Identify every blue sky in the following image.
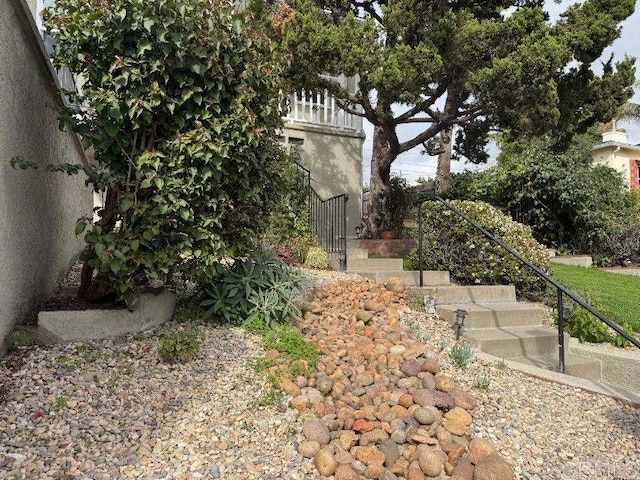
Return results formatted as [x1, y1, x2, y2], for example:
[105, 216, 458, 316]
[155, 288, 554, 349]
[361, 1, 640, 186]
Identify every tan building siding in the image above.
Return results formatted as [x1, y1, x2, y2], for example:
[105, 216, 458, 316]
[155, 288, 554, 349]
[282, 122, 364, 237]
[0, 0, 92, 354]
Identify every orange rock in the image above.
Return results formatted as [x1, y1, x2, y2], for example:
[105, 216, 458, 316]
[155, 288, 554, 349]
[445, 407, 473, 427]
[390, 404, 410, 420]
[365, 463, 385, 479]
[407, 460, 426, 480]
[352, 418, 375, 433]
[290, 395, 308, 411]
[443, 419, 467, 436]
[398, 393, 414, 408]
[354, 445, 386, 465]
[467, 438, 496, 465]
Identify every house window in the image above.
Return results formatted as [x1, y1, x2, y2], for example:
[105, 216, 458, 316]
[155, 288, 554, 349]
[630, 159, 640, 190]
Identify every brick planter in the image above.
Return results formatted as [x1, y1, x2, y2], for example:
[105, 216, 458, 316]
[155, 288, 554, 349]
[361, 239, 417, 258]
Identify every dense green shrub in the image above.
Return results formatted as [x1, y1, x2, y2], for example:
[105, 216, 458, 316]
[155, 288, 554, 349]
[38, 0, 291, 304]
[445, 134, 639, 259]
[387, 176, 419, 239]
[407, 200, 551, 300]
[200, 248, 305, 327]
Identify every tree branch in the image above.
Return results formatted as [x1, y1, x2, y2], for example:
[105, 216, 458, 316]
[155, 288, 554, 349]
[394, 81, 450, 124]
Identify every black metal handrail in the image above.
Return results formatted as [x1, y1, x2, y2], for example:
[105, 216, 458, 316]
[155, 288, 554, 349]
[310, 190, 348, 271]
[417, 196, 640, 373]
[297, 162, 348, 271]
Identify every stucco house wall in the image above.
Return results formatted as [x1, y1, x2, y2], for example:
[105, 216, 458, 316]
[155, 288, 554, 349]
[0, 0, 92, 354]
[282, 123, 364, 237]
[593, 130, 640, 189]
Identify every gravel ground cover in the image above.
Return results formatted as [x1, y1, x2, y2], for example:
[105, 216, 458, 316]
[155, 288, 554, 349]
[1, 268, 638, 479]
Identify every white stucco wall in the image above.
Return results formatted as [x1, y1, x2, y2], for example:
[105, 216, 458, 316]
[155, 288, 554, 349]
[282, 123, 364, 236]
[0, 0, 92, 354]
[593, 146, 639, 188]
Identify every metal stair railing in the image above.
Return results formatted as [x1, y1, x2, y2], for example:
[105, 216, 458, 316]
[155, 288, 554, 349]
[416, 196, 640, 374]
[297, 164, 348, 271]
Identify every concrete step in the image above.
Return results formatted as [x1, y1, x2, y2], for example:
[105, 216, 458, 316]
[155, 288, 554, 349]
[347, 248, 370, 259]
[437, 302, 544, 329]
[464, 326, 567, 358]
[410, 285, 517, 304]
[347, 258, 404, 271]
[508, 354, 602, 382]
[355, 270, 450, 286]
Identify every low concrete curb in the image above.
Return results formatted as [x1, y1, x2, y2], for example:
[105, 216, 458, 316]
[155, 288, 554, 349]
[549, 255, 593, 267]
[37, 290, 176, 344]
[474, 350, 640, 406]
[568, 338, 640, 395]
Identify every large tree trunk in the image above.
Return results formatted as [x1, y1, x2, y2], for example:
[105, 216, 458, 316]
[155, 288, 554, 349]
[435, 125, 453, 193]
[367, 126, 396, 238]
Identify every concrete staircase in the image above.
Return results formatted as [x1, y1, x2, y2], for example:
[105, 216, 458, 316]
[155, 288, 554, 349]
[334, 240, 602, 382]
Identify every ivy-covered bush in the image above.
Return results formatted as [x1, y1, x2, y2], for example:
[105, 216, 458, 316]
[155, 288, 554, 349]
[41, 0, 290, 304]
[264, 153, 312, 246]
[200, 248, 306, 327]
[407, 200, 551, 300]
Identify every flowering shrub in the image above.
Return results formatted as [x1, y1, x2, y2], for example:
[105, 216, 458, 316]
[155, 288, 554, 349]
[158, 325, 206, 363]
[304, 247, 328, 269]
[407, 200, 551, 300]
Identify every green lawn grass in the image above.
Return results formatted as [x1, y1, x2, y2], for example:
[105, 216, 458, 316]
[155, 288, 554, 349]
[551, 264, 640, 332]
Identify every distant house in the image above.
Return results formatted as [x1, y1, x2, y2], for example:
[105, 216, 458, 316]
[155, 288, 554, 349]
[0, 0, 93, 354]
[281, 75, 365, 237]
[593, 130, 640, 190]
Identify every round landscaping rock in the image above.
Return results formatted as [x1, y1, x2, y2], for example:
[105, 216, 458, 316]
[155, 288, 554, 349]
[473, 453, 515, 480]
[335, 464, 360, 480]
[417, 448, 446, 477]
[298, 440, 321, 458]
[412, 388, 454, 408]
[314, 447, 338, 477]
[385, 277, 406, 293]
[413, 406, 436, 425]
[303, 417, 330, 446]
[400, 358, 422, 377]
[468, 438, 497, 465]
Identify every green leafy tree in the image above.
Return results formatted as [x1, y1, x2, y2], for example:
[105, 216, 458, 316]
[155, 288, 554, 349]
[447, 132, 640, 257]
[274, 0, 636, 237]
[42, 0, 290, 303]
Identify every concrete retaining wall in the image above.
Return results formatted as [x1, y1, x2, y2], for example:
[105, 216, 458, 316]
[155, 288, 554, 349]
[569, 339, 640, 395]
[0, 0, 92, 354]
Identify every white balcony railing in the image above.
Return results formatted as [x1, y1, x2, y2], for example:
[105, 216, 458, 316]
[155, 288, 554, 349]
[282, 89, 363, 132]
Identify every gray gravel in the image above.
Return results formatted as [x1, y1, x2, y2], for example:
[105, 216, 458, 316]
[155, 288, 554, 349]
[400, 306, 640, 480]
[1, 326, 320, 479]
[1, 268, 639, 480]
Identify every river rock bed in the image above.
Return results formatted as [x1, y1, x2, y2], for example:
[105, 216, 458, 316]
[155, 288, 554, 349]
[1, 271, 638, 479]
